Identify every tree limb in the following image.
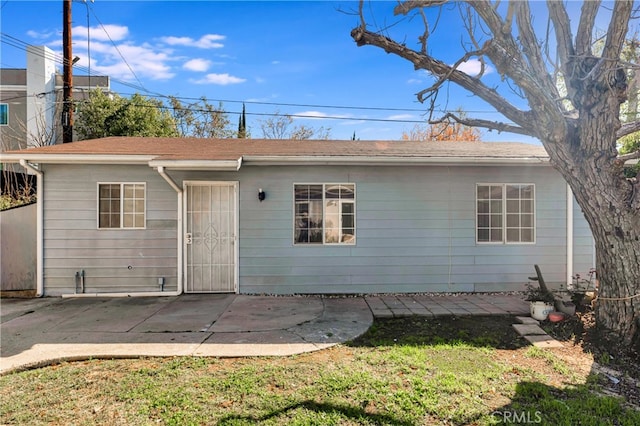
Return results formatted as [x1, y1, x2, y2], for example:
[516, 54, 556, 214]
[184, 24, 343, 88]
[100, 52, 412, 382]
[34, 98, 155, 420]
[547, 0, 575, 78]
[470, 1, 565, 132]
[602, 0, 633, 62]
[575, 0, 600, 57]
[617, 120, 640, 139]
[514, 1, 556, 95]
[351, 25, 534, 135]
[617, 149, 640, 162]
[430, 112, 531, 136]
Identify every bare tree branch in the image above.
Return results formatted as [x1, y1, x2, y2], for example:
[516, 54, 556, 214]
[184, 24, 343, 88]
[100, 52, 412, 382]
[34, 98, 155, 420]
[430, 112, 531, 136]
[515, 1, 556, 95]
[617, 149, 640, 162]
[350, 25, 533, 134]
[617, 120, 640, 139]
[602, 0, 633, 62]
[575, 0, 601, 56]
[547, 0, 575, 80]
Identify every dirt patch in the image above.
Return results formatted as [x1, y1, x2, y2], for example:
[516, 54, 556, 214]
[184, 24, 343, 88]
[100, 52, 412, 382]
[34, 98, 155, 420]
[543, 310, 640, 406]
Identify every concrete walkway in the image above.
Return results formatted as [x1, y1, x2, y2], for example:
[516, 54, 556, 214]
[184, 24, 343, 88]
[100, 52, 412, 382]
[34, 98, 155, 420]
[1, 293, 530, 375]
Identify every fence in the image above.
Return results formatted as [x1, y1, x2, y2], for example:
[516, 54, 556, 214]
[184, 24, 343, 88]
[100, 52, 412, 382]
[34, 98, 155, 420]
[1, 203, 36, 293]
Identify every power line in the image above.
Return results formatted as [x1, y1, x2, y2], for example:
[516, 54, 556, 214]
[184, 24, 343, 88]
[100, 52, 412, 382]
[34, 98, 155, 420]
[85, 1, 148, 93]
[1, 32, 509, 118]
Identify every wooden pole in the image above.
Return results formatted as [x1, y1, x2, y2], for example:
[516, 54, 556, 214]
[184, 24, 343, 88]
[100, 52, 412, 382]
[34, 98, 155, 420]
[62, 0, 73, 143]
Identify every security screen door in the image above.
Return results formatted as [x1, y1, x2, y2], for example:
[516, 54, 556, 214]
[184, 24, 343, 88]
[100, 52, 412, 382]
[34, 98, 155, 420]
[185, 182, 237, 293]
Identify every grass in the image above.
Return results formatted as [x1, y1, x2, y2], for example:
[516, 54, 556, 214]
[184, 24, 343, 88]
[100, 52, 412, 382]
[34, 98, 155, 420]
[1, 316, 638, 425]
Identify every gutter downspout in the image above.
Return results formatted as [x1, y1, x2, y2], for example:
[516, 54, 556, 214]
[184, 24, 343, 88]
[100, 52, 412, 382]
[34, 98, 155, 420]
[19, 160, 44, 297]
[62, 166, 184, 298]
[157, 166, 183, 296]
[566, 183, 574, 287]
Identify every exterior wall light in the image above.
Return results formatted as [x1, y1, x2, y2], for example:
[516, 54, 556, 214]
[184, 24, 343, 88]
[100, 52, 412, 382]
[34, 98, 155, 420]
[258, 188, 266, 202]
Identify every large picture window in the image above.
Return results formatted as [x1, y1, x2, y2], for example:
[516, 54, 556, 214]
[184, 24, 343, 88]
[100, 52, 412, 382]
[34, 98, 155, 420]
[98, 183, 146, 229]
[476, 183, 535, 244]
[294, 184, 355, 245]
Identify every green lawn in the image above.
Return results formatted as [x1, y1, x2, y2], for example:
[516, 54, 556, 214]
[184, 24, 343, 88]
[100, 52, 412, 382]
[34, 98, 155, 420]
[1, 316, 637, 425]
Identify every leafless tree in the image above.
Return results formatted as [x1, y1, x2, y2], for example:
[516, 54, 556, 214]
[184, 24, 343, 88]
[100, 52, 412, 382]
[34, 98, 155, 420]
[351, 0, 640, 346]
[259, 111, 331, 140]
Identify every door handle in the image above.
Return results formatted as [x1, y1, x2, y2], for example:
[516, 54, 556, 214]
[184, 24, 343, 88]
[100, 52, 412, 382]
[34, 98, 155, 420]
[185, 233, 192, 244]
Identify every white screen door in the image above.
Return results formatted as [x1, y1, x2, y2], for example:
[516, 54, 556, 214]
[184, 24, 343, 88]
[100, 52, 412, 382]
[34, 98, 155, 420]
[185, 182, 237, 293]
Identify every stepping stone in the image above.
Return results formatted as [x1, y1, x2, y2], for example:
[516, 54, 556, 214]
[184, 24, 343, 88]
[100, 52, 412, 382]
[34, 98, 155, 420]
[524, 334, 564, 348]
[512, 324, 547, 336]
[515, 316, 539, 325]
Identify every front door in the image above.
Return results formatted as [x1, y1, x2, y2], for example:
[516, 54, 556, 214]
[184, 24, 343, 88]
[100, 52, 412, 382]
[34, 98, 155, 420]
[184, 182, 238, 293]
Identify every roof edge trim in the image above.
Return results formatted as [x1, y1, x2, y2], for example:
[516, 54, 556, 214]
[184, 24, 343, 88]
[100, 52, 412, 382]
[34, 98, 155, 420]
[148, 157, 243, 171]
[242, 155, 550, 166]
[0, 153, 155, 164]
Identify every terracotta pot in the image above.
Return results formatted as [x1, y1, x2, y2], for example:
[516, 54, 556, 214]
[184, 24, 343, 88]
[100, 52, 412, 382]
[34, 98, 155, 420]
[548, 312, 565, 322]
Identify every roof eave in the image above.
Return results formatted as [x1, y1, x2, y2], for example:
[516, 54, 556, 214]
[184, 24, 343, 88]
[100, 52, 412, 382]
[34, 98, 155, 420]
[0, 153, 155, 165]
[242, 155, 551, 166]
[148, 157, 243, 171]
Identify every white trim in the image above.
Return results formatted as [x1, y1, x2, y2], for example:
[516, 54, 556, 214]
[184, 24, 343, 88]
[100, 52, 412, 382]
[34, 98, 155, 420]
[149, 158, 242, 171]
[566, 184, 574, 286]
[0, 153, 550, 167]
[19, 160, 43, 297]
[0, 154, 155, 164]
[183, 180, 239, 294]
[245, 155, 550, 167]
[96, 182, 147, 230]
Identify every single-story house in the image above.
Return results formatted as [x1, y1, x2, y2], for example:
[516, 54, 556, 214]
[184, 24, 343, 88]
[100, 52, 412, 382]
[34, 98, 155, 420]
[0, 137, 595, 297]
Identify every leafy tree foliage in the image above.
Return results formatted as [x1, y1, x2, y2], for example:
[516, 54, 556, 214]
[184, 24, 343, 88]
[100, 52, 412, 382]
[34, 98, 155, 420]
[75, 90, 177, 140]
[168, 97, 235, 138]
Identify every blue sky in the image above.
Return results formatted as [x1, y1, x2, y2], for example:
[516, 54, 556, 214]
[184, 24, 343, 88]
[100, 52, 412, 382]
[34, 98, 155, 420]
[1, 0, 544, 142]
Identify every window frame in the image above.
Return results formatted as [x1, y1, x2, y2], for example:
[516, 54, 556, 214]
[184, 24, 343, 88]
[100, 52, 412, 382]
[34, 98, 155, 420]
[97, 182, 147, 230]
[0, 103, 8, 126]
[476, 183, 536, 245]
[293, 183, 356, 246]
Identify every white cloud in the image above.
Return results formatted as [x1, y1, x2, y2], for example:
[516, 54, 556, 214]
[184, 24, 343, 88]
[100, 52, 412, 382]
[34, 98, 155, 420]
[387, 114, 416, 121]
[27, 29, 56, 40]
[293, 111, 354, 121]
[407, 78, 422, 84]
[454, 59, 493, 76]
[73, 24, 129, 42]
[183, 58, 212, 72]
[190, 73, 246, 85]
[160, 34, 225, 49]
[82, 41, 175, 81]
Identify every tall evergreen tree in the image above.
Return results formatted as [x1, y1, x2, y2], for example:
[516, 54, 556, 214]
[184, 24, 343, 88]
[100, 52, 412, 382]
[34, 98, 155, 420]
[237, 103, 247, 138]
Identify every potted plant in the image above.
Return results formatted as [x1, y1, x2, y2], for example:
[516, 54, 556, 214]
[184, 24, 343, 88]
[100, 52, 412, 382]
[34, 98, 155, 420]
[524, 282, 555, 321]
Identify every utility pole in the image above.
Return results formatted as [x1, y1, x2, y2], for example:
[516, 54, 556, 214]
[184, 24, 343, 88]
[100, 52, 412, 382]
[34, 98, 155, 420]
[62, 0, 73, 143]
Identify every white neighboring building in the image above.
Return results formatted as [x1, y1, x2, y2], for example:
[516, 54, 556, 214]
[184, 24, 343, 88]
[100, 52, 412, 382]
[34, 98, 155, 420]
[0, 45, 110, 151]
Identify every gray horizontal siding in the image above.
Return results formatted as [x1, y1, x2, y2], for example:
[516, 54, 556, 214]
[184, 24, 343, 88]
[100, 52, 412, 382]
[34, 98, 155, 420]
[224, 165, 579, 294]
[39, 162, 593, 296]
[41, 164, 178, 295]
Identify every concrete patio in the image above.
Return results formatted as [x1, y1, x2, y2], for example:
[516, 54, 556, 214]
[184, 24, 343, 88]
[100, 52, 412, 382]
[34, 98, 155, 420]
[1, 293, 531, 374]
